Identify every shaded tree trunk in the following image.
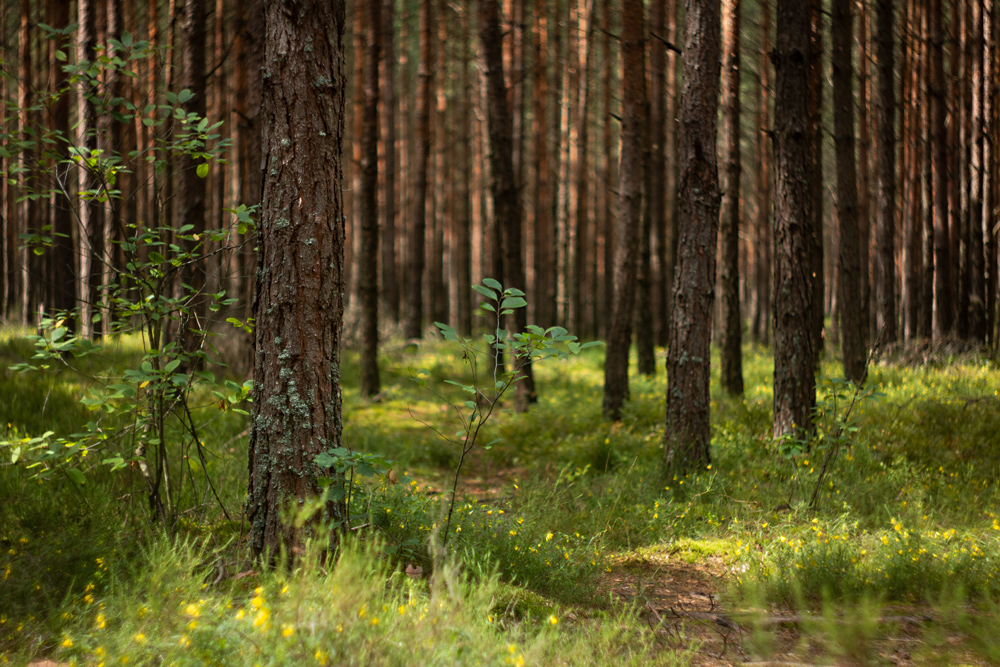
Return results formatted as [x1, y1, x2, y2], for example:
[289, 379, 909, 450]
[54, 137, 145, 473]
[404, 0, 434, 339]
[808, 0, 825, 360]
[381, 0, 399, 323]
[453, 2, 473, 336]
[719, 0, 744, 396]
[77, 0, 103, 338]
[650, 0, 669, 349]
[665, 0, 721, 465]
[479, 0, 536, 411]
[359, 0, 382, 398]
[248, 0, 347, 562]
[874, 0, 897, 343]
[970, 0, 987, 342]
[752, 0, 772, 345]
[48, 0, 75, 316]
[533, 0, 556, 328]
[772, 0, 817, 439]
[180, 0, 208, 355]
[931, 0, 951, 339]
[857, 0, 873, 337]
[833, 0, 867, 382]
[603, 0, 646, 420]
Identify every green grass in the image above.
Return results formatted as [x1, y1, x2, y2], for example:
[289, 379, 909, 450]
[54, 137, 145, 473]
[3, 328, 1000, 664]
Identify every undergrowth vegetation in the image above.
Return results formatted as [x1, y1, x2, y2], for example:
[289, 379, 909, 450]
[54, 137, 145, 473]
[3, 324, 1000, 664]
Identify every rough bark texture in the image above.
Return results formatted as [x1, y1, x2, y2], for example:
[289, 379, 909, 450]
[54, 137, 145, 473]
[875, 0, 897, 343]
[664, 0, 720, 465]
[833, 0, 867, 382]
[603, 0, 646, 420]
[403, 0, 434, 339]
[381, 0, 398, 323]
[986, 0, 997, 342]
[650, 0, 668, 349]
[359, 0, 381, 398]
[479, 0, 536, 411]
[808, 0, 826, 361]
[533, 0, 556, 328]
[772, 0, 817, 439]
[180, 0, 208, 352]
[970, 0, 987, 342]
[48, 0, 75, 315]
[454, 4, 473, 336]
[248, 0, 347, 562]
[752, 0, 772, 345]
[857, 0, 873, 337]
[930, 0, 951, 339]
[719, 0, 744, 396]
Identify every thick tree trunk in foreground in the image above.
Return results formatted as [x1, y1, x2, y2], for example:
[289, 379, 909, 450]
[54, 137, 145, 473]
[359, 0, 381, 398]
[752, 0, 772, 345]
[603, 0, 646, 420]
[875, 0, 897, 343]
[479, 0, 536, 411]
[719, 0, 744, 396]
[772, 0, 817, 439]
[833, 0, 867, 382]
[665, 0, 720, 466]
[248, 0, 347, 562]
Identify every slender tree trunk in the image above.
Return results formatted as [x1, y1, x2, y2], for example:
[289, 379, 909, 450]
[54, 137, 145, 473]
[752, 0, 772, 345]
[404, 0, 434, 339]
[808, 0, 825, 360]
[17, 0, 33, 325]
[875, 0, 897, 343]
[603, 0, 646, 420]
[77, 0, 101, 338]
[381, 0, 398, 324]
[636, 76, 655, 377]
[48, 0, 75, 316]
[0, 3, 8, 319]
[665, 0, 721, 465]
[970, 0, 987, 341]
[833, 0, 867, 382]
[429, 0, 449, 328]
[650, 0, 668, 349]
[772, 0, 817, 439]
[572, 1, 595, 336]
[931, 0, 951, 338]
[360, 0, 382, 398]
[454, 2, 473, 336]
[857, 0, 873, 337]
[986, 0, 997, 343]
[180, 0, 208, 356]
[601, 0, 617, 339]
[719, 0, 744, 395]
[479, 0, 536, 410]
[902, 0, 922, 342]
[919, 0, 934, 338]
[533, 0, 556, 328]
[953, 0, 968, 337]
[248, 0, 347, 563]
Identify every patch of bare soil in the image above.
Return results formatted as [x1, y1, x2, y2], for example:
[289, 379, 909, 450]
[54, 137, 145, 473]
[599, 551, 988, 667]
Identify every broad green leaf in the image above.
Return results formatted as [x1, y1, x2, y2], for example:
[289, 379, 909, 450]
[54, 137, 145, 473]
[472, 284, 497, 300]
[196, 163, 209, 178]
[66, 468, 86, 486]
[482, 278, 503, 291]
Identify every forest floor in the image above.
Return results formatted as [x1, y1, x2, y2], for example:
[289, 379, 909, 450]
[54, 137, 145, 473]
[2, 325, 1000, 666]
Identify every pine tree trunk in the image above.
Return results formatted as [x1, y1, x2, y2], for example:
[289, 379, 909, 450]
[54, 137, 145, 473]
[77, 0, 102, 338]
[48, 0, 75, 316]
[180, 0, 208, 355]
[604, 0, 646, 420]
[772, 0, 817, 439]
[533, 0, 556, 328]
[479, 0, 536, 411]
[665, 0, 720, 464]
[857, 0, 873, 337]
[985, 0, 997, 343]
[875, 0, 898, 343]
[808, 0, 825, 360]
[752, 0, 772, 345]
[454, 2, 473, 336]
[833, 0, 867, 382]
[360, 0, 382, 398]
[381, 0, 398, 324]
[719, 0, 744, 396]
[248, 0, 347, 563]
[931, 0, 951, 338]
[650, 0, 668, 349]
[404, 0, 434, 339]
[970, 0, 987, 342]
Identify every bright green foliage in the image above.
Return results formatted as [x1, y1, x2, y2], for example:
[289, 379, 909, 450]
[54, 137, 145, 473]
[0, 30, 253, 525]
